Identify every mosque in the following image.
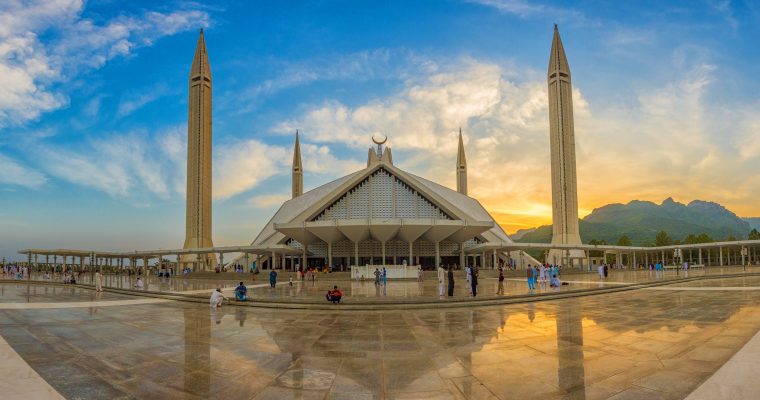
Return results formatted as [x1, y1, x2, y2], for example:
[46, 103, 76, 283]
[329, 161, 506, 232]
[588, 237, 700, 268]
[179, 25, 581, 271]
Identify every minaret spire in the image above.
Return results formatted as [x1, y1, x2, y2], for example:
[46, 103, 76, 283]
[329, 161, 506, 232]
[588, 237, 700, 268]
[292, 130, 303, 198]
[183, 28, 216, 270]
[547, 25, 584, 266]
[456, 128, 468, 195]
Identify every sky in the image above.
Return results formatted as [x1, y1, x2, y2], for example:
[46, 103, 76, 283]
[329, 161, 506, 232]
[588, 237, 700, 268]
[1, 0, 759, 260]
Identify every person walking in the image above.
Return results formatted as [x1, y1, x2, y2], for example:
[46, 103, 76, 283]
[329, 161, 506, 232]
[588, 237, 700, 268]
[95, 270, 103, 292]
[269, 269, 278, 288]
[374, 268, 381, 285]
[496, 268, 505, 295]
[447, 266, 455, 296]
[437, 264, 445, 297]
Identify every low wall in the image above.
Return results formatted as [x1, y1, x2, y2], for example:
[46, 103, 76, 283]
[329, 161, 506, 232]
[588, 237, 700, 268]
[350, 265, 420, 279]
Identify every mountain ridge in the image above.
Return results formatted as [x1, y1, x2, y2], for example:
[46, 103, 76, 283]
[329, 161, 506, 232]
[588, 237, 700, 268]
[517, 198, 752, 245]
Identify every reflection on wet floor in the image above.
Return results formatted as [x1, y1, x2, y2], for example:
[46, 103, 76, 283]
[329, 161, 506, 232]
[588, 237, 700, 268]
[2, 275, 760, 399]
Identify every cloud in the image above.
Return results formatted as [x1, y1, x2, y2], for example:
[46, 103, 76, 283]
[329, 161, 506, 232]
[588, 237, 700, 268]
[117, 83, 170, 116]
[246, 193, 291, 209]
[214, 139, 290, 200]
[468, 0, 595, 26]
[34, 126, 186, 198]
[223, 49, 433, 114]
[0, 1, 209, 127]
[0, 152, 47, 188]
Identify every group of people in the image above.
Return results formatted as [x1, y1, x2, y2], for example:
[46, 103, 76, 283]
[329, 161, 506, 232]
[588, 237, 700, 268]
[1, 265, 28, 279]
[526, 264, 562, 290]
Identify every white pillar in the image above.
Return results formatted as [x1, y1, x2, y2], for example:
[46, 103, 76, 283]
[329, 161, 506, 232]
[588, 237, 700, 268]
[408, 242, 413, 266]
[719, 247, 723, 266]
[435, 242, 440, 268]
[327, 243, 332, 270]
[381, 241, 386, 266]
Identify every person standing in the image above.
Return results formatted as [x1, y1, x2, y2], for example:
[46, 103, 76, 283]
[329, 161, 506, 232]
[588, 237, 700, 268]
[374, 268, 381, 285]
[539, 264, 547, 287]
[526, 265, 535, 290]
[437, 264, 445, 297]
[471, 269, 478, 297]
[496, 268, 505, 295]
[269, 269, 278, 288]
[465, 265, 472, 294]
[382, 267, 387, 286]
[447, 266, 455, 296]
[95, 270, 103, 292]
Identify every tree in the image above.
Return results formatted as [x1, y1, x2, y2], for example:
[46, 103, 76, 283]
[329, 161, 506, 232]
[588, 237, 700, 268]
[655, 230, 672, 246]
[696, 233, 714, 243]
[616, 235, 632, 246]
[748, 229, 760, 240]
[726, 235, 737, 241]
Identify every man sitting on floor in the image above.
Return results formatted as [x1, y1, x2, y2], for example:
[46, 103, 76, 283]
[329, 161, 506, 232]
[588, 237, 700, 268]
[326, 286, 343, 304]
[235, 281, 248, 301]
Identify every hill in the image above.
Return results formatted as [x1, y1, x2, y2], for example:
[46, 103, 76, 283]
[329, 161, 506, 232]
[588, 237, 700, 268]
[517, 198, 751, 245]
[745, 217, 760, 231]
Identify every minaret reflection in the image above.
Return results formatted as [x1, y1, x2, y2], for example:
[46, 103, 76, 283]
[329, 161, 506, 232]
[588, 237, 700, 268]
[556, 299, 586, 398]
[184, 307, 211, 397]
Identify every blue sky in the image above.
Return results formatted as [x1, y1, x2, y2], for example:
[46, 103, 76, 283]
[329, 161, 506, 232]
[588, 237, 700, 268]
[1, 0, 759, 260]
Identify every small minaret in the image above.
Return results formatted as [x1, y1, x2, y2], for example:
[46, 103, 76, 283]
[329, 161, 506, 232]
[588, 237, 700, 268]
[456, 128, 467, 195]
[292, 130, 303, 198]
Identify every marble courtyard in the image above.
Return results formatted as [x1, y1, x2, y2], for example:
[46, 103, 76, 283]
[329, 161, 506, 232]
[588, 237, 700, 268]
[3, 268, 760, 399]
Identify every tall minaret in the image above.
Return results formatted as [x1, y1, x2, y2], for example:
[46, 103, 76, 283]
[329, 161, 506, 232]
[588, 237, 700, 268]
[292, 130, 303, 198]
[456, 128, 467, 195]
[547, 25, 584, 265]
[183, 29, 216, 270]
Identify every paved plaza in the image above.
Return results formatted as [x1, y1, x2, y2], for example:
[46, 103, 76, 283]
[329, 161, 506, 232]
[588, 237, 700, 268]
[1, 269, 760, 399]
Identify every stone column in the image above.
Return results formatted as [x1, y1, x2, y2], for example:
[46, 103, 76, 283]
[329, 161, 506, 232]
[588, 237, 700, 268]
[357, 242, 362, 268]
[435, 242, 440, 269]
[326, 243, 332, 270]
[719, 247, 723, 266]
[698, 248, 702, 265]
[219, 253, 224, 271]
[493, 249, 497, 270]
[381, 242, 386, 266]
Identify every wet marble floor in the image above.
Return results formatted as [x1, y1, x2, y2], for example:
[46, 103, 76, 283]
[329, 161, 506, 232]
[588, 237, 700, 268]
[2, 275, 760, 399]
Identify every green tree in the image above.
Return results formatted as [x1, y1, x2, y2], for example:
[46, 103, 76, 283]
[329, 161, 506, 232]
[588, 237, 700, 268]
[696, 233, 714, 243]
[655, 230, 672, 246]
[588, 239, 607, 257]
[748, 229, 760, 240]
[616, 235, 632, 246]
[726, 235, 737, 241]
[683, 234, 697, 244]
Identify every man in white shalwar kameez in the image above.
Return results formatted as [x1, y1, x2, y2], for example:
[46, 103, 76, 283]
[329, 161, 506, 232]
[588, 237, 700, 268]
[95, 271, 103, 292]
[437, 265, 446, 297]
